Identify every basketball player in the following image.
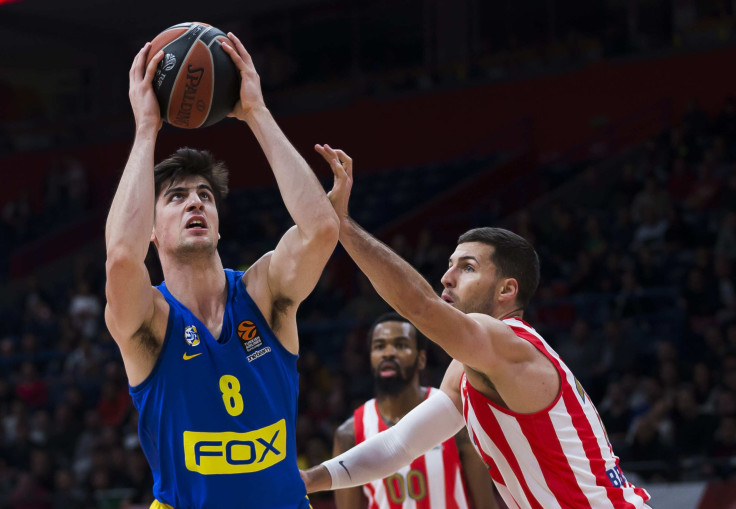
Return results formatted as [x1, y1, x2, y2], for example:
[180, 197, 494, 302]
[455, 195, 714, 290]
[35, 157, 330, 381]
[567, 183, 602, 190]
[105, 35, 343, 508]
[302, 146, 652, 508]
[334, 312, 497, 509]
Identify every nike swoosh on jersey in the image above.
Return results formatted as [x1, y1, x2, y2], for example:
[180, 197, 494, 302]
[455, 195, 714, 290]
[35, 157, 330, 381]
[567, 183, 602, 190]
[183, 352, 203, 360]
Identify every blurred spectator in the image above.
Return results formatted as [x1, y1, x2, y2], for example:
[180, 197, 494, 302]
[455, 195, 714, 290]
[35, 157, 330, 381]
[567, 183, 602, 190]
[631, 176, 670, 223]
[554, 319, 600, 387]
[68, 280, 102, 340]
[710, 416, 736, 479]
[9, 470, 52, 509]
[15, 362, 48, 410]
[671, 384, 716, 460]
[716, 211, 736, 261]
[51, 469, 88, 508]
[598, 381, 633, 454]
[626, 399, 675, 480]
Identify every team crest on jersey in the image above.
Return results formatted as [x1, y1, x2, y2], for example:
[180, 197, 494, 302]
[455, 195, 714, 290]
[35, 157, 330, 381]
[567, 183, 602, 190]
[237, 320, 263, 352]
[575, 377, 586, 403]
[185, 325, 200, 347]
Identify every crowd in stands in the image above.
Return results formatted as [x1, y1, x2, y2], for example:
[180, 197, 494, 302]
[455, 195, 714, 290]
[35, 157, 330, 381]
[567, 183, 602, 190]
[1, 92, 736, 507]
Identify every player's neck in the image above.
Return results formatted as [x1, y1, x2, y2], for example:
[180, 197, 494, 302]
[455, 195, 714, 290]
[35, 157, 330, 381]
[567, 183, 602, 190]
[376, 384, 427, 426]
[162, 254, 227, 319]
[494, 306, 524, 322]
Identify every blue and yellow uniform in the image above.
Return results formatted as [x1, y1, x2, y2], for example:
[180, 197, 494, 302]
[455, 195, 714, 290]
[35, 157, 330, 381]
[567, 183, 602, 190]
[130, 269, 310, 509]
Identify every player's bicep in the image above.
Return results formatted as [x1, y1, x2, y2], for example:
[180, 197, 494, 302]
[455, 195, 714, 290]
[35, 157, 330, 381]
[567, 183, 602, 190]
[268, 224, 337, 305]
[412, 300, 512, 372]
[104, 253, 155, 341]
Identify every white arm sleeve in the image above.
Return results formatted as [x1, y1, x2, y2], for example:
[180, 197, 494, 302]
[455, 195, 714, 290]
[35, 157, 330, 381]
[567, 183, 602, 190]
[323, 390, 465, 489]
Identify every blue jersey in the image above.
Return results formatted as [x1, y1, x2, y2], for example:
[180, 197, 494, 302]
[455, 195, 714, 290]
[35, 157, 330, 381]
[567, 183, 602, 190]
[130, 269, 310, 509]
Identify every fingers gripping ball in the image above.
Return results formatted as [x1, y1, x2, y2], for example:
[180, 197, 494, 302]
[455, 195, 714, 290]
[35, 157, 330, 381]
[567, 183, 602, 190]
[146, 22, 239, 129]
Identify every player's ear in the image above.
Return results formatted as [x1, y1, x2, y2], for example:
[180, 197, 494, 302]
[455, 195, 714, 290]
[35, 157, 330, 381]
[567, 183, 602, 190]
[418, 350, 427, 371]
[499, 278, 519, 302]
[150, 226, 157, 244]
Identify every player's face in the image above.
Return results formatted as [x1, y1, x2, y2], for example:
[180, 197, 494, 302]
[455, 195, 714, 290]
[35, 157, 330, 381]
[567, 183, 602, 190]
[152, 175, 220, 257]
[370, 321, 424, 394]
[440, 242, 499, 315]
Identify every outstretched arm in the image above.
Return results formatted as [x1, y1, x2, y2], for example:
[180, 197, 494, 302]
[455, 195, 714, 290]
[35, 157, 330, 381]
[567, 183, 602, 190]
[220, 35, 338, 352]
[104, 44, 168, 385]
[314, 146, 519, 374]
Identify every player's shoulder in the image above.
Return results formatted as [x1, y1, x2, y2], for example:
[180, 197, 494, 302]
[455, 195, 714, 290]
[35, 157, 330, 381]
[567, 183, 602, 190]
[333, 415, 356, 452]
[242, 251, 273, 284]
[335, 415, 356, 437]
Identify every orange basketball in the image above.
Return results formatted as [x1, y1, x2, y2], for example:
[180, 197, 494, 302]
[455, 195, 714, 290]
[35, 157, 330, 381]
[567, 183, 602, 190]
[237, 320, 257, 340]
[146, 22, 239, 129]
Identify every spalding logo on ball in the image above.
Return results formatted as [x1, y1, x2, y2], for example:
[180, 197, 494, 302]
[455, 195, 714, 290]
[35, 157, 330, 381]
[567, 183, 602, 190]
[146, 22, 240, 129]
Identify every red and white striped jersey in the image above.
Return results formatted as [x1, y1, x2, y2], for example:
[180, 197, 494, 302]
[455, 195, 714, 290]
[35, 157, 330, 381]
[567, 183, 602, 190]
[461, 318, 651, 509]
[355, 387, 471, 509]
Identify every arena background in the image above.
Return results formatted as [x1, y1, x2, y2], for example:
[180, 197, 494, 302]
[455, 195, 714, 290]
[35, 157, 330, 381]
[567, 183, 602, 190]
[2, 0, 736, 507]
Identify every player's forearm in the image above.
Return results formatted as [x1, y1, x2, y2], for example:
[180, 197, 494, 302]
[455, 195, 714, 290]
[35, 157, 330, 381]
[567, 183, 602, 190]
[339, 218, 438, 320]
[244, 107, 338, 238]
[105, 127, 158, 260]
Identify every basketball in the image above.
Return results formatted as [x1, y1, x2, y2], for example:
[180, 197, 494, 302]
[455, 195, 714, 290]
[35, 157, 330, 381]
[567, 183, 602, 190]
[237, 320, 258, 340]
[146, 22, 240, 129]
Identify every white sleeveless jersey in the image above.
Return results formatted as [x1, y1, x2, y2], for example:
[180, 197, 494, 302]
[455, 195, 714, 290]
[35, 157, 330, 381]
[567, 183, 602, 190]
[461, 318, 652, 509]
[354, 387, 470, 509]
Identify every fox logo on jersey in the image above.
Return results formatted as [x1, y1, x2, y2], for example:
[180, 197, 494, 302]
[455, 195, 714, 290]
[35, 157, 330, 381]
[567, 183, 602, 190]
[184, 325, 200, 347]
[183, 419, 287, 474]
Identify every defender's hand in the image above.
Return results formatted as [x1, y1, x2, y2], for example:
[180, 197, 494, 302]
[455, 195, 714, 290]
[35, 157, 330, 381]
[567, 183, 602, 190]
[315, 144, 353, 223]
[220, 33, 266, 121]
[129, 43, 164, 132]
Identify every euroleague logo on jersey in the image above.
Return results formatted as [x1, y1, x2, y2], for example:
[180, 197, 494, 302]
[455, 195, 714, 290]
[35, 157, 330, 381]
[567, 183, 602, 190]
[237, 320, 263, 352]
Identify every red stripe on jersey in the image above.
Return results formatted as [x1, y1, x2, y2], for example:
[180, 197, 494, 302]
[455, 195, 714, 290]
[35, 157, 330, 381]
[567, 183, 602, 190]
[440, 432, 461, 509]
[468, 392, 545, 509]
[365, 482, 380, 509]
[507, 325, 593, 506]
[355, 404, 366, 443]
[517, 404, 591, 506]
[468, 425, 504, 484]
[410, 454, 431, 509]
[462, 376, 503, 485]
[560, 387, 635, 509]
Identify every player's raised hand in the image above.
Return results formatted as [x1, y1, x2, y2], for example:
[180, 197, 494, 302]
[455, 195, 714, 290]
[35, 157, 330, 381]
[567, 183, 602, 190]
[315, 144, 353, 222]
[129, 43, 163, 132]
[220, 32, 265, 121]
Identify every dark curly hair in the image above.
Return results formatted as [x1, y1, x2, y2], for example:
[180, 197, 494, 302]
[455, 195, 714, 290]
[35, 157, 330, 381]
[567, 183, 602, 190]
[153, 147, 229, 211]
